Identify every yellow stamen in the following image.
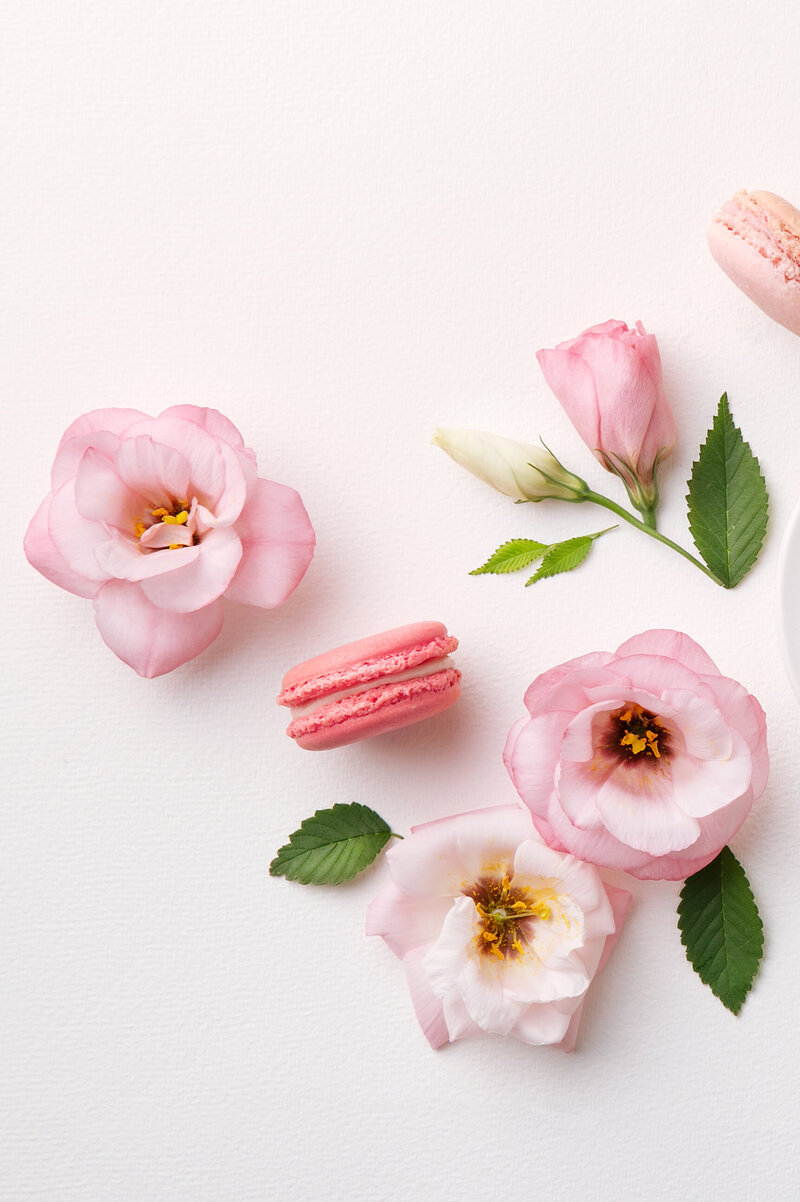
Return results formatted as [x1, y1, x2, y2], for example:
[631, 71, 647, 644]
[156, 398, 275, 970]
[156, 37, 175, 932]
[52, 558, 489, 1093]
[150, 507, 169, 517]
[511, 940, 525, 956]
[168, 543, 183, 550]
[133, 520, 146, 538]
[620, 710, 633, 723]
[533, 902, 551, 920]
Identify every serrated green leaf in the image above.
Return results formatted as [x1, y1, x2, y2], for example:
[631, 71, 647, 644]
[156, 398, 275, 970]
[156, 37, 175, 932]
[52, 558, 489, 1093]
[269, 803, 393, 886]
[524, 527, 614, 586]
[678, 846, 763, 1015]
[686, 394, 768, 588]
[470, 538, 549, 575]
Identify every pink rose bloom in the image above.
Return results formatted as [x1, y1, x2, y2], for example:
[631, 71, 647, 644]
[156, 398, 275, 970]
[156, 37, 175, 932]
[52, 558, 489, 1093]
[504, 630, 768, 881]
[367, 805, 630, 1050]
[536, 320, 677, 517]
[24, 406, 315, 677]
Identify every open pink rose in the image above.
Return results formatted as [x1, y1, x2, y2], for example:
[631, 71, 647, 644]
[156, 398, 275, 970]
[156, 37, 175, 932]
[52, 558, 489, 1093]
[504, 630, 768, 881]
[536, 320, 677, 517]
[24, 406, 315, 677]
[367, 805, 630, 1050]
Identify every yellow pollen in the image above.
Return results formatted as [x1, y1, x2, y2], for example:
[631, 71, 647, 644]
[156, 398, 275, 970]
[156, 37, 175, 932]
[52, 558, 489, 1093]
[489, 944, 504, 960]
[161, 510, 188, 525]
[511, 940, 525, 956]
[511, 901, 528, 913]
[533, 902, 551, 920]
[168, 543, 183, 550]
[150, 507, 169, 517]
[133, 520, 146, 538]
[620, 710, 633, 723]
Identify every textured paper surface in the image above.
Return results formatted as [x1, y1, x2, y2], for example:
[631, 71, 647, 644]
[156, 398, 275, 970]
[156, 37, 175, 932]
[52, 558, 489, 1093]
[2, 2, 800, 1198]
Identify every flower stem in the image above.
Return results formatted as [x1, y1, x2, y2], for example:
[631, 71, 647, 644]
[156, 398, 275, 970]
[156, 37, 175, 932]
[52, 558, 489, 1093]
[638, 504, 658, 531]
[583, 490, 724, 586]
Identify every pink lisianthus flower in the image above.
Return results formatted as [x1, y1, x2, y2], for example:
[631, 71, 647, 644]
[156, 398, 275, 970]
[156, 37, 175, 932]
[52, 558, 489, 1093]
[24, 406, 315, 677]
[536, 320, 677, 520]
[504, 630, 768, 882]
[366, 805, 630, 1050]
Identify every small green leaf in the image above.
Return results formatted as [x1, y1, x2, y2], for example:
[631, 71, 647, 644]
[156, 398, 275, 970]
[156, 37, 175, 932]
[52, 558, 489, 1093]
[686, 394, 769, 588]
[678, 846, 763, 1015]
[525, 527, 614, 586]
[269, 803, 393, 886]
[470, 538, 549, 575]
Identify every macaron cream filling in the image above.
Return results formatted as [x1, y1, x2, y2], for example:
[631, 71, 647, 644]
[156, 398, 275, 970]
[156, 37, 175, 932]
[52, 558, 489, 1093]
[286, 656, 457, 719]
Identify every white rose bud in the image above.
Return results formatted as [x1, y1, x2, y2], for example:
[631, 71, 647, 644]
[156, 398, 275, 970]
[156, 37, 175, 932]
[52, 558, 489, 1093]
[432, 428, 586, 503]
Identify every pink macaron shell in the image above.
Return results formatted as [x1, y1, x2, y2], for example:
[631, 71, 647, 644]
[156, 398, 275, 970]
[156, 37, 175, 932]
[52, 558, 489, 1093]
[708, 192, 800, 336]
[277, 621, 458, 709]
[289, 667, 461, 750]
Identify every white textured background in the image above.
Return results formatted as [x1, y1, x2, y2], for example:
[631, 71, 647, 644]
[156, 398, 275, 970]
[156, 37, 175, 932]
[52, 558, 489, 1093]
[3, 3, 800, 1199]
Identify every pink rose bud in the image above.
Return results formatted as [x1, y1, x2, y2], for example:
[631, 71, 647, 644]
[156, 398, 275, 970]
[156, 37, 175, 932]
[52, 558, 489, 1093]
[536, 320, 677, 522]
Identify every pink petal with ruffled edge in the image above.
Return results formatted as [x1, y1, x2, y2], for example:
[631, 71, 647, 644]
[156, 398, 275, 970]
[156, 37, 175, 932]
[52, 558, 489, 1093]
[94, 534, 200, 582]
[114, 436, 192, 506]
[400, 947, 455, 1049]
[387, 806, 535, 899]
[51, 409, 146, 488]
[24, 493, 101, 598]
[225, 478, 315, 608]
[139, 526, 242, 613]
[123, 415, 249, 523]
[73, 448, 144, 530]
[47, 478, 112, 582]
[616, 629, 721, 676]
[93, 580, 223, 677]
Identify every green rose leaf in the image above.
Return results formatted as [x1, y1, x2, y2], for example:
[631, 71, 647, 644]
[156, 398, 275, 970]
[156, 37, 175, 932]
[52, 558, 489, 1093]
[269, 803, 394, 886]
[470, 538, 549, 575]
[525, 527, 615, 586]
[678, 845, 764, 1015]
[686, 394, 768, 588]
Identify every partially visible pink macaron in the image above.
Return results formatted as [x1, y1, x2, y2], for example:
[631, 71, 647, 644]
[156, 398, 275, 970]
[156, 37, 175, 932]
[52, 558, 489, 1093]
[277, 621, 462, 750]
[707, 189, 800, 335]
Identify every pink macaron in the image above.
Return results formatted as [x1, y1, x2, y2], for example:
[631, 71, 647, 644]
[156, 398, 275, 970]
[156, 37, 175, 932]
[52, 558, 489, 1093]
[277, 621, 461, 750]
[707, 189, 800, 335]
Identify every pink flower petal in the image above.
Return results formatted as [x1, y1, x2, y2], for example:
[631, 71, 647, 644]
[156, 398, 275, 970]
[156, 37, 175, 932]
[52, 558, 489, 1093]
[388, 806, 534, 899]
[701, 674, 769, 800]
[123, 415, 248, 519]
[509, 997, 577, 1047]
[595, 763, 700, 855]
[400, 947, 452, 1049]
[94, 532, 200, 582]
[158, 405, 247, 450]
[51, 430, 124, 490]
[502, 710, 569, 815]
[47, 478, 112, 582]
[536, 347, 601, 450]
[616, 629, 721, 676]
[224, 478, 315, 608]
[554, 759, 609, 830]
[51, 409, 146, 487]
[114, 436, 192, 506]
[669, 730, 752, 818]
[545, 795, 651, 874]
[365, 881, 450, 959]
[521, 651, 615, 718]
[139, 526, 242, 612]
[93, 580, 223, 677]
[73, 448, 144, 530]
[24, 493, 101, 598]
